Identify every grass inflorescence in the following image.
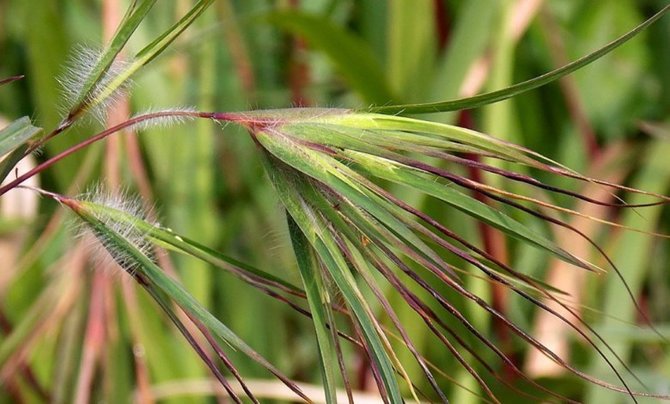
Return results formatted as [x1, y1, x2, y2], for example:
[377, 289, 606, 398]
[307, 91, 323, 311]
[1, 2, 669, 404]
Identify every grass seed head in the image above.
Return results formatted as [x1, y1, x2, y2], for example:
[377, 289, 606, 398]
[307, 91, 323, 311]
[59, 46, 134, 125]
[71, 185, 155, 278]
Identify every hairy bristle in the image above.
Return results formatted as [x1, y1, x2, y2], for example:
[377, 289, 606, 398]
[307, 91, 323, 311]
[58, 46, 134, 124]
[75, 185, 156, 277]
[128, 107, 198, 131]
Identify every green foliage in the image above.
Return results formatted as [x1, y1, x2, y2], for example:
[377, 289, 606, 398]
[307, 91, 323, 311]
[1, 1, 669, 403]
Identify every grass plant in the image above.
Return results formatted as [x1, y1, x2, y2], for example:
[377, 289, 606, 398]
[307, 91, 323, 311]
[1, 1, 670, 403]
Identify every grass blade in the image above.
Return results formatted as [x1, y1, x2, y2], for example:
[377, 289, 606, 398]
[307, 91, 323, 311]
[262, 155, 403, 403]
[0, 117, 42, 157]
[288, 215, 342, 404]
[366, 5, 670, 114]
[0, 118, 42, 183]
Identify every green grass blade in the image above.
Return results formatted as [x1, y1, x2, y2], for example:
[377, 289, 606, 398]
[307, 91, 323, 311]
[366, 4, 670, 114]
[313, 231, 403, 404]
[288, 215, 340, 404]
[262, 155, 403, 403]
[0, 118, 42, 183]
[0, 117, 41, 157]
[134, 0, 214, 64]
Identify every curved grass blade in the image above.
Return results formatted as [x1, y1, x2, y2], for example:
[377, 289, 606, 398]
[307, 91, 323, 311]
[366, 5, 670, 114]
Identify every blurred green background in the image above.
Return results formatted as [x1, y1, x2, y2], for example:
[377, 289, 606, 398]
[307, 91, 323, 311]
[0, 0, 669, 402]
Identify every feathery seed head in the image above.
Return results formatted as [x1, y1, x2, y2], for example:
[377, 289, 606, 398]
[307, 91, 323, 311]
[59, 46, 134, 124]
[67, 186, 155, 278]
[220, 107, 668, 401]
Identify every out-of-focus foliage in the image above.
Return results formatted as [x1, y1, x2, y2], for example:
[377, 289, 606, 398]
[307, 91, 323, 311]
[0, 1, 669, 403]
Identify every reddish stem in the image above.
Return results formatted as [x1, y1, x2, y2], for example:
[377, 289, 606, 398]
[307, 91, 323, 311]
[434, 0, 450, 51]
[0, 111, 230, 197]
[0, 75, 24, 86]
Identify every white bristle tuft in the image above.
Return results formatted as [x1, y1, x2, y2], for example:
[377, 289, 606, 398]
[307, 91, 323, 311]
[58, 46, 134, 124]
[75, 185, 157, 278]
[128, 107, 198, 132]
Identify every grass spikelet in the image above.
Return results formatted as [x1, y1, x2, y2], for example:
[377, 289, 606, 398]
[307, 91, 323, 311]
[58, 46, 134, 124]
[221, 107, 670, 402]
[73, 185, 155, 277]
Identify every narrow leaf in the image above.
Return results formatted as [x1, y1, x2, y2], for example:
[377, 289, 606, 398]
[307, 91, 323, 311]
[262, 155, 403, 403]
[0, 117, 42, 157]
[288, 215, 340, 404]
[366, 5, 670, 114]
